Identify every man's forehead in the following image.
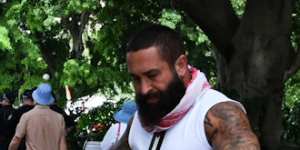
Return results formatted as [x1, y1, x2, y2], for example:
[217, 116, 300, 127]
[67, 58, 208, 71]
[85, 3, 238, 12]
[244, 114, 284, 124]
[126, 47, 169, 74]
[127, 61, 162, 75]
[126, 46, 160, 59]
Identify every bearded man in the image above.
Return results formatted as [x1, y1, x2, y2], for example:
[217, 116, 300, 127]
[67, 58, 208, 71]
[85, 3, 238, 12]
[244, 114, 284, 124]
[112, 24, 260, 150]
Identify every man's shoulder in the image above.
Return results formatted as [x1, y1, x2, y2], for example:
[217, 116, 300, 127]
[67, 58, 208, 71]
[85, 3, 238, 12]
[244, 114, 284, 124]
[201, 89, 228, 99]
[17, 106, 34, 114]
[18, 109, 32, 123]
[48, 109, 65, 121]
[195, 89, 245, 112]
[24, 106, 61, 117]
[204, 100, 246, 131]
[21, 107, 35, 116]
[207, 101, 246, 120]
[204, 101, 260, 149]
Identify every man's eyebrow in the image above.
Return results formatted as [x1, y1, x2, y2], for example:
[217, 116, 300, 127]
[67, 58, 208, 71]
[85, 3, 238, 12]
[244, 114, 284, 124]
[143, 69, 160, 76]
[128, 69, 160, 77]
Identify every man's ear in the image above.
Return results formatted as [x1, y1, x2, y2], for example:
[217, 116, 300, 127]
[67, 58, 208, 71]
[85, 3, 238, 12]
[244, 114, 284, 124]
[175, 54, 188, 79]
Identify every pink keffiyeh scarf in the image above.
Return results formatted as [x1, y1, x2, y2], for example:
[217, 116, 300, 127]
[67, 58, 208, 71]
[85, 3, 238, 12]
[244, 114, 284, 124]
[144, 67, 211, 132]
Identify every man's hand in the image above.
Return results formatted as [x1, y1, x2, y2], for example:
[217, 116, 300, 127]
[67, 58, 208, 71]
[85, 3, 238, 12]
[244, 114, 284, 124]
[8, 136, 21, 150]
[205, 101, 260, 150]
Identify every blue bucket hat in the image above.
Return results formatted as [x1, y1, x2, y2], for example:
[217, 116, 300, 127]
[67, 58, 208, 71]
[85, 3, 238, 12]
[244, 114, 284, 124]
[32, 83, 54, 105]
[114, 100, 137, 123]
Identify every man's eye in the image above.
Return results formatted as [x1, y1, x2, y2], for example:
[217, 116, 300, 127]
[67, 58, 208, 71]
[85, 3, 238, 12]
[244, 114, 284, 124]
[147, 73, 157, 79]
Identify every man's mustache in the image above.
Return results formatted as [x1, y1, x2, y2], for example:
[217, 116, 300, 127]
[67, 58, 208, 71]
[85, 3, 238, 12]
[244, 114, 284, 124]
[137, 92, 160, 101]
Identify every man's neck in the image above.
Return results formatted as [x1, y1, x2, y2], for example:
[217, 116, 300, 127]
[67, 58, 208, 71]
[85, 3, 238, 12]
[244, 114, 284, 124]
[35, 105, 49, 108]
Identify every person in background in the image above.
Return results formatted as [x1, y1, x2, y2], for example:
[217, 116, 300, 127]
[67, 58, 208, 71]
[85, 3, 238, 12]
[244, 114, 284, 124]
[49, 92, 75, 133]
[0, 91, 17, 150]
[100, 100, 137, 150]
[15, 89, 36, 123]
[0, 95, 3, 108]
[14, 89, 36, 150]
[9, 83, 67, 150]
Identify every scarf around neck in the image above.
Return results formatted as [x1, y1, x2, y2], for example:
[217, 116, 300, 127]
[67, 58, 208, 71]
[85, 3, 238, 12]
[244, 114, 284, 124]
[143, 67, 211, 132]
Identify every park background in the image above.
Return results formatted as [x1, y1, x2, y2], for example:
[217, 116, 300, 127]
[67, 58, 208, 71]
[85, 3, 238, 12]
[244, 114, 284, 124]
[0, 0, 300, 149]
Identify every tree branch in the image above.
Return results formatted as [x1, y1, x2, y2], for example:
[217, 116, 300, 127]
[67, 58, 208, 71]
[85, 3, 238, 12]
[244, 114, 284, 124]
[172, 0, 240, 61]
[284, 49, 300, 81]
[64, 12, 90, 59]
[34, 30, 69, 77]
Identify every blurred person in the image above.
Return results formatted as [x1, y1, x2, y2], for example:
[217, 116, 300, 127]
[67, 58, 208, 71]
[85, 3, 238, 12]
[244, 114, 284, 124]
[14, 89, 36, 150]
[49, 92, 75, 133]
[15, 89, 35, 122]
[0, 95, 3, 108]
[100, 100, 137, 150]
[9, 83, 67, 150]
[0, 91, 17, 150]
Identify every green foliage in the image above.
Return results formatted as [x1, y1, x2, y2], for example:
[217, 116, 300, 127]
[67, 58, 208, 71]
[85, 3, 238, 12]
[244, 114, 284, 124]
[159, 9, 181, 29]
[70, 99, 125, 149]
[291, 0, 300, 51]
[230, 0, 246, 16]
[282, 0, 300, 145]
[66, 0, 98, 14]
[0, 1, 50, 96]
[0, 26, 12, 50]
[283, 71, 300, 145]
[0, 0, 218, 101]
[62, 59, 90, 87]
[176, 17, 216, 82]
[0, 74, 15, 92]
[159, 9, 216, 82]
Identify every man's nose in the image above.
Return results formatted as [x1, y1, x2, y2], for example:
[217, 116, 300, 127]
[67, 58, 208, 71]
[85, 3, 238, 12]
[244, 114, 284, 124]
[140, 79, 152, 95]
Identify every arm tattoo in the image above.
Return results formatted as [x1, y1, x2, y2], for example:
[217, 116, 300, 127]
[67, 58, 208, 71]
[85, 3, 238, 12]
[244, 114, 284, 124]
[204, 101, 260, 150]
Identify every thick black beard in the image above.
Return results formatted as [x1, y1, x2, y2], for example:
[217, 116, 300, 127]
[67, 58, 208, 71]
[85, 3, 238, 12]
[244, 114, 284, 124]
[135, 72, 186, 127]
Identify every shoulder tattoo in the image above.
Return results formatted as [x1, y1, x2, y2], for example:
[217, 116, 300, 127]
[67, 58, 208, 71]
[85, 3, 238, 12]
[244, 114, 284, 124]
[204, 101, 260, 150]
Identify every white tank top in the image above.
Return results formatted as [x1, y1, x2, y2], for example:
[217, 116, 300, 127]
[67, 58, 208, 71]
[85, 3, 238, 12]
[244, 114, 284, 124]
[129, 89, 245, 150]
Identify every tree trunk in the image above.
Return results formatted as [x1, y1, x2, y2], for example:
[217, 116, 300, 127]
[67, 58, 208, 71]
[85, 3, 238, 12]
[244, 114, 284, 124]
[227, 1, 293, 149]
[34, 31, 69, 77]
[63, 12, 90, 59]
[173, 0, 298, 149]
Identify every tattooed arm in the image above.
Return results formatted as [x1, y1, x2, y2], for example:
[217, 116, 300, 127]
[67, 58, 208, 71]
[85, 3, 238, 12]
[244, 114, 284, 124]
[204, 101, 260, 150]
